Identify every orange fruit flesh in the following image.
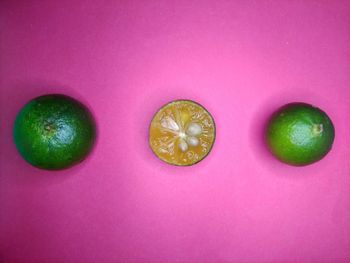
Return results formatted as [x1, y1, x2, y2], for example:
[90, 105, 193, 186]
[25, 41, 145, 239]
[149, 100, 215, 166]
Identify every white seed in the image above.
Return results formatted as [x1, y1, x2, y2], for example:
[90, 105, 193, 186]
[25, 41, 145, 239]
[186, 122, 202, 136]
[160, 116, 179, 131]
[179, 132, 186, 138]
[187, 136, 199, 147]
[178, 138, 188, 152]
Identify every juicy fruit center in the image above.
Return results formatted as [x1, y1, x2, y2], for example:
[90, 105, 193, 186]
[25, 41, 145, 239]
[149, 100, 215, 166]
[160, 117, 202, 152]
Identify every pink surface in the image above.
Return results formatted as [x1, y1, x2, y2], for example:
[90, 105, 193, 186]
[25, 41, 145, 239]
[1, 1, 350, 262]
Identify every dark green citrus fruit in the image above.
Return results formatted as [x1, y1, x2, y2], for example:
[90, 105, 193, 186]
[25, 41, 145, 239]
[13, 94, 96, 170]
[265, 103, 335, 166]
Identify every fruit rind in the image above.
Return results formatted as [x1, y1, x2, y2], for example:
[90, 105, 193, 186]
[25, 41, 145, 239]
[265, 102, 335, 166]
[13, 94, 96, 170]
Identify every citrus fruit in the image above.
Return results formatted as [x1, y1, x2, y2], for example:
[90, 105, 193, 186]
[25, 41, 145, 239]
[149, 100, 216, 166]
[265, 102, 335, 166]
[13, 94, 96, 170]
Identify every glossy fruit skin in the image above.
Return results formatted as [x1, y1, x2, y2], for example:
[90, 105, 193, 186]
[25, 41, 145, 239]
[13, 94, 96, 170]
[265, 103, 335, 166]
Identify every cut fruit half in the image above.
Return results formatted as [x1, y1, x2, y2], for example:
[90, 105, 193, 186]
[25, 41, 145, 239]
[149, 100, 215, 166]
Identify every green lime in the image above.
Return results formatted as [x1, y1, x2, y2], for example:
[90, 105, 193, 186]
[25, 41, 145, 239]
[265, 103, 335, 166]
[13, 94, 96, 170]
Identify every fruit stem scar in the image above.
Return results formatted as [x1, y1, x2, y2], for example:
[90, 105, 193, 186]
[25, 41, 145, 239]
[312, 124, 323, 136]
[44, 125, 52, 131]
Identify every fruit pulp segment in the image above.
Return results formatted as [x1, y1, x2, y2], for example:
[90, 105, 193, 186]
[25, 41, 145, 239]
[149, 100, 215, 166]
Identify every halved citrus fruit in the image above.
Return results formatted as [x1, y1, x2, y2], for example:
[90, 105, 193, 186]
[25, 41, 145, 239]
[149, 100, 215, 166]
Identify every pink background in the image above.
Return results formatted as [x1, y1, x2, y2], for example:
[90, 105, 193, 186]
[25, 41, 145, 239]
[1, 1, 350, 262]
